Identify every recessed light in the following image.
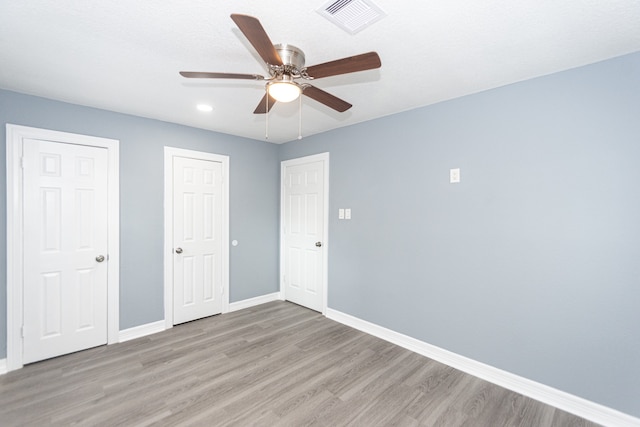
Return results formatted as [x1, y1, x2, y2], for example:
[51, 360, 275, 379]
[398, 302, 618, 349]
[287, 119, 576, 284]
[196, 104, 213, 112]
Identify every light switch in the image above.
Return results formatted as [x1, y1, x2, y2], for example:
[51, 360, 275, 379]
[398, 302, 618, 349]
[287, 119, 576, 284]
[450, 168, 460, 183]
[345, 208, 352, 220]
[339, 208, 345, 219]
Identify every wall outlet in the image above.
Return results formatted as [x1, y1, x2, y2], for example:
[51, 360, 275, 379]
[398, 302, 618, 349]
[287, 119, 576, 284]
[450, 168, 461, 183]
[339, 208, 345, 219]
[345, 208, 352, 220]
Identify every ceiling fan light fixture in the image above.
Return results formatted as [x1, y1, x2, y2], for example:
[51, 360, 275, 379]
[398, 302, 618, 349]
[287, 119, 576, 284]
[268, 77, 301, 103]
[180, 14, 381, 117]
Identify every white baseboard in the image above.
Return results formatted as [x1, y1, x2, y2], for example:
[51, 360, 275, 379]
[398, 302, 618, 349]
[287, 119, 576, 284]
[63, 293, 283, 346]
[118, 320, 166, 343]
[326, 308, 640, 427]
[228, 292, 282, 312]
[0, 358, 7, 375]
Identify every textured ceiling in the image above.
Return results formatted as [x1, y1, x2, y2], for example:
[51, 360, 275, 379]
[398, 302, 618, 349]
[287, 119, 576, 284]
[1, 1, 639, 143]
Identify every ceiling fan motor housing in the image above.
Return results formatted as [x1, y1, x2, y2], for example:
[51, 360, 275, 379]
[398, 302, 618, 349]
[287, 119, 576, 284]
[273, 44, 305, 76]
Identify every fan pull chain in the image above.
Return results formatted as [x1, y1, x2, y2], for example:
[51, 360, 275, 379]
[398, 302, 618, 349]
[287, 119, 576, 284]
[298, 95, 303, 140]
[265, 91, 269, 140]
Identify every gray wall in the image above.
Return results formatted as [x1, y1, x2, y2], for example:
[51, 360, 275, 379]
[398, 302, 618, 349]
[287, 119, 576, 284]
[0, 90, 280, 355]
[280, 52, 640, 417]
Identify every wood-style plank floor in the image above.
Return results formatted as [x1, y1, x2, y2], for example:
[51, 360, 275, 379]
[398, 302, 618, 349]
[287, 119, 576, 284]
[0, 301, 599, 426]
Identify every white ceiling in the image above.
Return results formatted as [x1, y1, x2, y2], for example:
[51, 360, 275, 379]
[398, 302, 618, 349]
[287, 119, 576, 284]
[1, 1, 639, 144]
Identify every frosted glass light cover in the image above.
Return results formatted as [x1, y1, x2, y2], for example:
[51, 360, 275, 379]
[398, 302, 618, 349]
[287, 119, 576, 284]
[268, 82, 301, 103]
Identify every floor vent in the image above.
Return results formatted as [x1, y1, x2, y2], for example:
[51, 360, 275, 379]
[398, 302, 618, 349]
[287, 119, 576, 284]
[317, 0, 386, 34]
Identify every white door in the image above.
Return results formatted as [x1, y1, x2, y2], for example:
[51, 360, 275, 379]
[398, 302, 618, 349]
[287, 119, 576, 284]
[172, 156, 223, 324]
[282, 155, 328, 312]
[22, 138, 109, 364]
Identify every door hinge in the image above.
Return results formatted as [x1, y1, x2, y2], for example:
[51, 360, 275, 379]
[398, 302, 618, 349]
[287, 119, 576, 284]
[20, 157, 25, 169]
[21, 325, 25, 338]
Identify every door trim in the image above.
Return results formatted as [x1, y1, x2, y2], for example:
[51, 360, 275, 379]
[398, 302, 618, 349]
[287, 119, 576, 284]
[280, 153, 330, 315]
[163, 147, 229, 330]
[5, 124, 120, 372]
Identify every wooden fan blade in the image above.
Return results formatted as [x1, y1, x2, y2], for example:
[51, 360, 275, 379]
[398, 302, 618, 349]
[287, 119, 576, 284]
[253, 93, 277, 114]
[230, 14, 283, 66]
[303, 85, 352, 112]
[304, 52, 381, 79]
[180, 71, 265, 80]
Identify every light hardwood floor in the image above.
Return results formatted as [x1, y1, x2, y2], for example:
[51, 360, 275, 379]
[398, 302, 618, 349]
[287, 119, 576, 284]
[0, 301, 599, 426]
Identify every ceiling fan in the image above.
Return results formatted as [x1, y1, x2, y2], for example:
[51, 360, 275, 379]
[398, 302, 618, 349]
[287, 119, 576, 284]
[180, 13, 382, 114]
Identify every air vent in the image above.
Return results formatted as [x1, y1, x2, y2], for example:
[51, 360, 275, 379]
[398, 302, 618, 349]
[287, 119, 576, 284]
[318, 0, 386, 34]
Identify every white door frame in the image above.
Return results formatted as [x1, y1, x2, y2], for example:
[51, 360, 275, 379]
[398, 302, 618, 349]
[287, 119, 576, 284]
[6, 124, 120, 372]
[280, 153, 330, 315]
[163, 147, 229, 329]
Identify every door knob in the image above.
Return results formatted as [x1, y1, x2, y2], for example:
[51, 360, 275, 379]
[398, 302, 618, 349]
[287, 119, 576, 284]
[315, 242, 322, 247]
[175, 247, 183, 254]
[96, 255, 105, 263]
